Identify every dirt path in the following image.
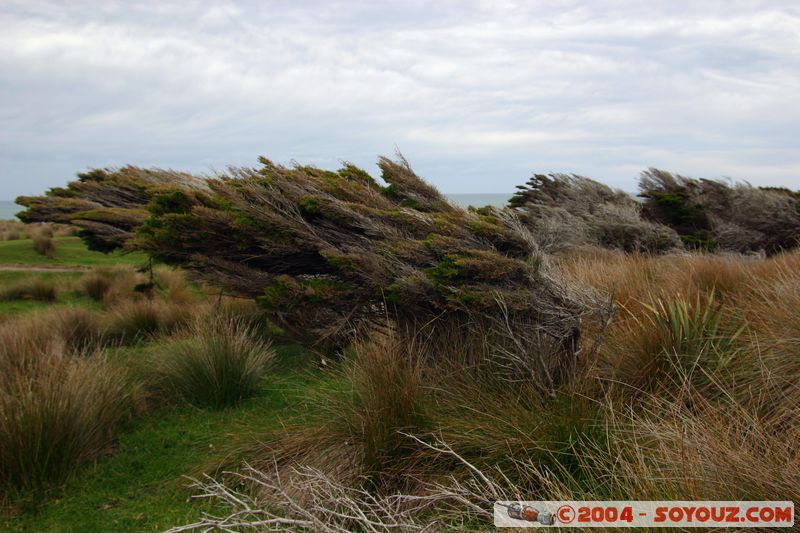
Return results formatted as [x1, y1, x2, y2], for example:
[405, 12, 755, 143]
[0, 264, 91, 272]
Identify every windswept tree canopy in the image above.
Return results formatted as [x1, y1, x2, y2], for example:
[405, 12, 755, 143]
[639, 169, 800, 254]
[510, 173, 682, 253]
[16, 167, 207, 253]
[16, 156, 583, 364]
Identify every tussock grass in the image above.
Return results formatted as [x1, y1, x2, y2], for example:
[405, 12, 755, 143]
[146, 318, 274, 408]
[189, 250, 800, 531]
[102, 299, 191, 344]
[79, 265, 195, 306]
[0, 335, 130, 494]
[0, 356, 129, 494]
[0, 221, 75, 242]
[31, 228, 54, 259]
[341, 334, 429, 488]
[78, 266, 145, 305]
[154, 266, 195, 304]
[78, 271, 113, 301]
[0, 277, 58, 302]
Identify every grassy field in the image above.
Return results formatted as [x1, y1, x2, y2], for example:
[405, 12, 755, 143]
[0, 237, 147, 267]
[3, 352, 323, 532]
[0, 233, 324, 531]
[1, 227, 798, 531]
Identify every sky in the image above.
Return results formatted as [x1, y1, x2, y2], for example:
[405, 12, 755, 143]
[1, 0, 798, 198]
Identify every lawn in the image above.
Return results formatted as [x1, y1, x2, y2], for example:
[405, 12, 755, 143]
[0, 237, 148, 267]
[0, 271, 100, 317]
[0, 235, 323, 532]
[0, 237, 145, 317]
[1, 345, 322, 532]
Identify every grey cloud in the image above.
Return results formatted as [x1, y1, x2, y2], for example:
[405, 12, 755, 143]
[0, 0, 798, 198]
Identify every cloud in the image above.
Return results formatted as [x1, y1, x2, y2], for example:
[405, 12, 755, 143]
[0, 0, 798, 196]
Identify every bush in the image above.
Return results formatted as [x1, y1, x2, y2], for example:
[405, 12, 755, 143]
[0, 278, 57, 302]
[77, 266, 146, 305]
[341, 334, 429, 488]
[78, 272, 113, 301]
[639, 169, 800, 254]
[103, 299, 190, 344]
[0, 350, 129, 493]
[16, 156, 584, 360]
[147, 318, 274, 408]
[31, 229, 54, 258]
[511, 173, 683, 253]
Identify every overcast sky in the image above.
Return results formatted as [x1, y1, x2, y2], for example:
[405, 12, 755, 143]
[1, 0, 798, 198]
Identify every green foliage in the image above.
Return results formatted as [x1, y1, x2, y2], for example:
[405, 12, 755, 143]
[16, 166, 207, 253]
[424, 256, 463, 283]
[679, 229, 719, 251]
[647, 291, 744, 362]
[649, 190, 715, 250]
[297, 196, 321, 216]
[147, 190, 196, 216]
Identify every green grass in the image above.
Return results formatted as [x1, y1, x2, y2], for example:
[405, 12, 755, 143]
[0, 237, 147, 267]
[0, 274, 101, 317]
[0, 294, 101, 317]
[0, 234, 329, 531]
[0, 344, 322, 532]
[0, 271, 85, 284]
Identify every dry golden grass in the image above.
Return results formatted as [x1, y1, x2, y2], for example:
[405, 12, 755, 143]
[153, 266, 195, 304]
[0, 278, 58, 302]
[76, 266, 146, 306]
[0, 315, 130, 493]
[0, 221, 76, 241]
[211, 248, 800, 528]
[102, 298, 193, 344]
[541, 247, 800, 501]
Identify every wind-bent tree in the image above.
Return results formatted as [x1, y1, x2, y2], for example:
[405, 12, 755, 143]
[639, 169, 800, 254]
[17, 156, 584, 390]
[16, 167, 207, 253]
[509, 173, 682, 253]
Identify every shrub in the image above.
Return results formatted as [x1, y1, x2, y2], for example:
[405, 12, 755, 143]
[31, 229, 55, 258]
[0, 350, 129, 493]
[16, 166, 207, 253]
[103, 299, 190, 344]
[16, 156, 584, 361]
[511, 173, 683, 253]
[639, 169, 800, 254]
[78, 272, 113, 301]
[147, 318, 274, 408]
[77, 266, 146, 305]
[0, 277, 57, 302]
[341, 334, 429, 488]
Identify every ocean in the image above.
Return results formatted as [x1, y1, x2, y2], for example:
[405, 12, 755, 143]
[0, 194, 514, 221]
[0, 201, 20, 220]
[445, 193, 512, 208]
